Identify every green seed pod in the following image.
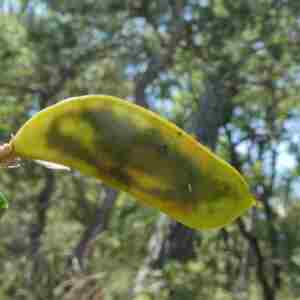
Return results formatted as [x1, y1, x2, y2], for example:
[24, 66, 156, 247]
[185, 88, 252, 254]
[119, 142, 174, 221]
[10, 95, 255, 229]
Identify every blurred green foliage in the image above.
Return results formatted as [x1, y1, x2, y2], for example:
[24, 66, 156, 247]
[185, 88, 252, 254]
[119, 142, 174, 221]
[1, 1, 300, 300]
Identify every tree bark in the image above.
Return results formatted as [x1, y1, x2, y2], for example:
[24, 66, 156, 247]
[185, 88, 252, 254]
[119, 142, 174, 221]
[153, 78, 231, 260]
[66, 187, 118, 272]
[133, 76, 232, 295]
[226, 121, 280, 300]
[28, 169, 55, 286]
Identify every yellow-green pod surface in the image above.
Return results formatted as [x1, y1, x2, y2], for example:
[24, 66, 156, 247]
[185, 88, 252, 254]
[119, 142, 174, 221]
[11, 95, 255, 229]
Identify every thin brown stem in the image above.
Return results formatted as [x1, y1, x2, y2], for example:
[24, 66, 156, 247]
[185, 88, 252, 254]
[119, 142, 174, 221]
[0, 142, 19, 167]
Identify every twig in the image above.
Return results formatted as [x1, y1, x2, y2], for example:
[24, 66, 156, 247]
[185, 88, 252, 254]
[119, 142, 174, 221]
[0, 142, 20, 168]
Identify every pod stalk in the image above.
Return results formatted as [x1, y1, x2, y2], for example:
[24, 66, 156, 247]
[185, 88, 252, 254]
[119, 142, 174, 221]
[0, 142, 20, 168]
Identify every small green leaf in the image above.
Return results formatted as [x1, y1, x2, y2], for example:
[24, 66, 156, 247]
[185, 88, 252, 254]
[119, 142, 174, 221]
[0, 192, 8, 219]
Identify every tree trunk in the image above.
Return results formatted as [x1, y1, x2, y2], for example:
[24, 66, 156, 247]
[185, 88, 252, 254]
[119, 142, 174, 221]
[66, 187, 118, 272]
[133, 76, 233, 295]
